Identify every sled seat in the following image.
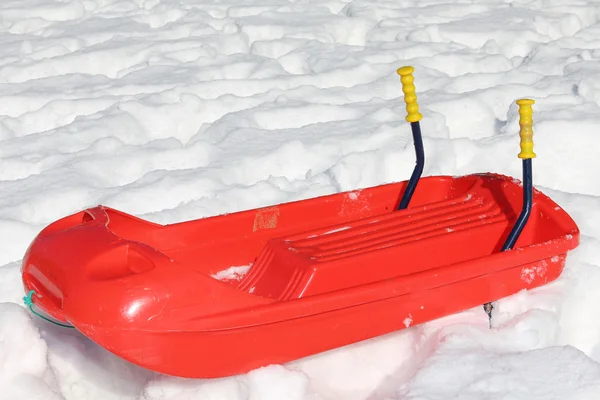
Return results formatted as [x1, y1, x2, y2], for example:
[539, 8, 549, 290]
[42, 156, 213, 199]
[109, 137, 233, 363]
[238, 187, 512, 301]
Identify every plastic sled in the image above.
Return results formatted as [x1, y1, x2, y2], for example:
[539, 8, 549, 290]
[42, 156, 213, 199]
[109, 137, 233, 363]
[21, 67, 579, 378]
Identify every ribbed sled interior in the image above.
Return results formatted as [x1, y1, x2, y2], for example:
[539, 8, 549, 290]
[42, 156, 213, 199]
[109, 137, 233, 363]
[237, 188, 512, 300]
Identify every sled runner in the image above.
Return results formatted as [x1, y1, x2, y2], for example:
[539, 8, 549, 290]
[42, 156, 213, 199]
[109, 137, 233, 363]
[21, 67, 579, 378]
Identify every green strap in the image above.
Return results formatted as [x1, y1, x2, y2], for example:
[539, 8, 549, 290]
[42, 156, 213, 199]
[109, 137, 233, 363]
[23, 290, 75, 329]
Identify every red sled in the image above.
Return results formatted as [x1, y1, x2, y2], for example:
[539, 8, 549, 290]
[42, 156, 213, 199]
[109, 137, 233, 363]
[21, 67, 579, 379]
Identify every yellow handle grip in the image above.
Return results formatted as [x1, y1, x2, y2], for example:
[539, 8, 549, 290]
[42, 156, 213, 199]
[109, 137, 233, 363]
[516, 99, 536, 159]
[397, 66, 422, 123]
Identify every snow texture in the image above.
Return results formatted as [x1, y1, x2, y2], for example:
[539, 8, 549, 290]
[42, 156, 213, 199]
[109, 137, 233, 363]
[2, 0, 600, 399]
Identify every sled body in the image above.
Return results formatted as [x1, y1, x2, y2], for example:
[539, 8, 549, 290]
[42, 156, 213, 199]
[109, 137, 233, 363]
[21, 173, 579, 378]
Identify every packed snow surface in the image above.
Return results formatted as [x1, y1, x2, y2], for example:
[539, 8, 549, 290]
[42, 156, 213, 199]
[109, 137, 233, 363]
[2, 0, 600, 399]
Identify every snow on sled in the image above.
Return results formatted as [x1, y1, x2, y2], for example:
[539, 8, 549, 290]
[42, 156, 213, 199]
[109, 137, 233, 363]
[21, 67, 579, 378]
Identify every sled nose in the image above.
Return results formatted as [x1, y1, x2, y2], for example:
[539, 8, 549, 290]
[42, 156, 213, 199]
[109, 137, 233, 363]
[20, 206, 117, 323]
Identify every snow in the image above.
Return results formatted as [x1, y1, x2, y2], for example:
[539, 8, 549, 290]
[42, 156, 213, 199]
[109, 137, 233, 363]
[521, 260, 549, 285]
[1, 0, 600, 398]
[211, 264, 252, 281]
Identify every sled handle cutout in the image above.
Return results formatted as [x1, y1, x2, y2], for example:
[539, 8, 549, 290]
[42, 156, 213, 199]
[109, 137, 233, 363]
[23, 290, 75, 328]
[397, 66, 425, 210]
[517, 99, 536, 159]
